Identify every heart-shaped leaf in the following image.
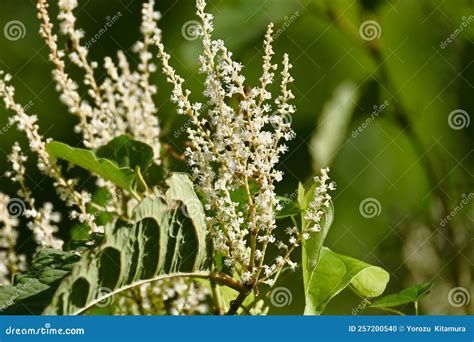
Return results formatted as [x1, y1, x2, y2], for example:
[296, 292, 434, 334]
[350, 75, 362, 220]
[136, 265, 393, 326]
[304, 247, 389, 315]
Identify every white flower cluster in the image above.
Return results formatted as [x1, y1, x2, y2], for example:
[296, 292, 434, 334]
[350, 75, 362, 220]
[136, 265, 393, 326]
[155, 0, 332, 287]
[38, 0, 162, 162]
[0, 194, 27, 285]
[25, 203, 62, 250]
[0, 0, 337, 307]
[5, 143, 63, 250]
[0, 71, 97, 233]
[115, 278, 209, 315]
[304, 168, 336, 232]
[0, 0, 164, 286]
[0, 0, 165, 246]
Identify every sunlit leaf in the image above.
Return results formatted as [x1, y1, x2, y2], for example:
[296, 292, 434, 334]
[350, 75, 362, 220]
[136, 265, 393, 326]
[369, 282, 433, 308]
[304, 247, 389, 315]
[46, 141, 137, 194]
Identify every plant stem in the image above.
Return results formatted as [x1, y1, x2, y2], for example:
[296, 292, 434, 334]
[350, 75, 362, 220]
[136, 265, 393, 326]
[209, 272, 247, 292]
[226, 288, 251, 315]
[242, 173, 257, 272]
[135, 166, 149, 192]
[76, 271, 245, 315]
[210, 244, 224, 315]
[211, 280, 224, 315]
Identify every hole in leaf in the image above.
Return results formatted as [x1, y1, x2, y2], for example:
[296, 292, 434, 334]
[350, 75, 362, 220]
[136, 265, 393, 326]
[140, 218, 161, 279]
[70, 278, 90, 309]
[177, 214, 198, 272]
[126, 240, 140, 284]
[99, 247, 121, 290]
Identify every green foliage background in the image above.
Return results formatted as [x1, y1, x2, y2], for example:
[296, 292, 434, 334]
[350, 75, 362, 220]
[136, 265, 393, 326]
[0, 0, 472, 315]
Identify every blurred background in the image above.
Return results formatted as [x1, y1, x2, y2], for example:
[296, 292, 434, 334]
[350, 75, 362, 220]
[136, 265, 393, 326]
[0, 0, 472, 315]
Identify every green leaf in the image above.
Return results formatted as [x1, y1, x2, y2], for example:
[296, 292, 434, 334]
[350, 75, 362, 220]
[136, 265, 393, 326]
[302, 200, 334, 292]
[96, 135, 154, 171]
[275, 196, 301, 219]
[369, 282, 433, 309]
[43, 173, 208, 315]
[0, 249, 80, 315]
[46, 141, 137, 195]
[297, 182, 317, 213]
[304, 247, 389, 315]
[229, 180, 259, 204]
[297, 182, 306, 210]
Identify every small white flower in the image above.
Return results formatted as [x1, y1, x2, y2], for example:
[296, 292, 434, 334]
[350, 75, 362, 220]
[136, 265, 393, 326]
[289, 236, 298, 246]
[288, 260, 297, 271]
[263, 265, 273, 277]
[275, 256, 284, 265]
[242, 271, 252, 283]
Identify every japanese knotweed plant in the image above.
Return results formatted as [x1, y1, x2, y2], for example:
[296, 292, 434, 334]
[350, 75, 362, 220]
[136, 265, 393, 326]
[0, 0, 432, 315]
